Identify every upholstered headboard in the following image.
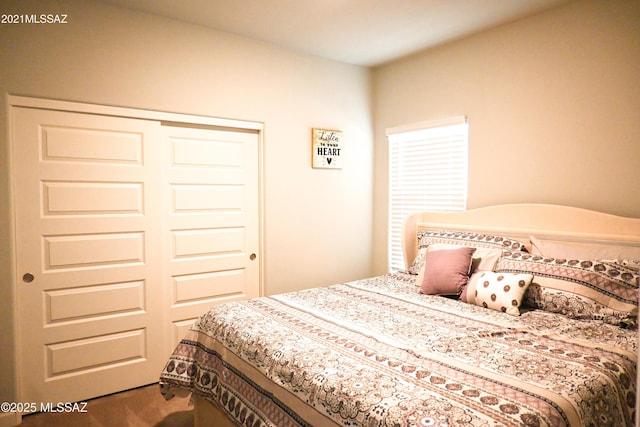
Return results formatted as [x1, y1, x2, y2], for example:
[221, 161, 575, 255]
[403, 204, 640, 270]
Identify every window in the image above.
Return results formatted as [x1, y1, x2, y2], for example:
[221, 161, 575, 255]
[387, 116, 468, 272]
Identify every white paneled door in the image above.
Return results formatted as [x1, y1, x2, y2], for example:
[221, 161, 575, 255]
[164, 125, 260, 347]
[11, 105, 260, 405]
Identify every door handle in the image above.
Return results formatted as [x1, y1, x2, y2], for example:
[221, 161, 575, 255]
[249, 253, 256, 261]
[23, 273, 35, 283]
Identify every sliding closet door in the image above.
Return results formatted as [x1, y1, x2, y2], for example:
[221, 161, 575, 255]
[163, 125, 260, 349]
[12, 102, 262, 406]
[12, 107, 166, 404]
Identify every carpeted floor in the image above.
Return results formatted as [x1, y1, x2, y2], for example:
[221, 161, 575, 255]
[18, 383, 193, 427]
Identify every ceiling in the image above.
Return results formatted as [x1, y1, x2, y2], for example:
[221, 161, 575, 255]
[98, 0, 573, 67]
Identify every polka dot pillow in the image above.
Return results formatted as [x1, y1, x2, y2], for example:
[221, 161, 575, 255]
[466, 271, 533, 316]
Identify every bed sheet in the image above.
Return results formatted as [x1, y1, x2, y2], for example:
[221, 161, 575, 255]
[160, 273, 637, 427]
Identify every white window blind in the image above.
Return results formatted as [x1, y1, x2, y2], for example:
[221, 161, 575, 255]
[387, 117, 468, 272]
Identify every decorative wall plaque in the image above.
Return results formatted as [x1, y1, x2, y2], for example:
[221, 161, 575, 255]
[312, 128, 343, 169]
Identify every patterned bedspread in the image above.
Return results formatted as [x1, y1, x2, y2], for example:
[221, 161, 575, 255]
[159, 273, 638, 427]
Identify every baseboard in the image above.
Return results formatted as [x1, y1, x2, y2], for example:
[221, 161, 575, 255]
[0, 412, 20, 427]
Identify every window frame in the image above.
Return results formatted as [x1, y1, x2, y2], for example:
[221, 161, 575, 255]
[386, 116, 469, 272]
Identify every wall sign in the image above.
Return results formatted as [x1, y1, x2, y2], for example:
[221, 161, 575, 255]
[312, 128, 343, 169]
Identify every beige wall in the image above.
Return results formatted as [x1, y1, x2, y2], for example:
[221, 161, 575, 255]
[372, 0, 640, 274]
[0, 0, 373, 412]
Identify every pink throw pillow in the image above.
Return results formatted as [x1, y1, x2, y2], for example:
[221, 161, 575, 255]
[419, 247, 476, 296]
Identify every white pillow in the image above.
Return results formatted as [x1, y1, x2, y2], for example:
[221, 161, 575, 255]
[466, 271, 533, 316]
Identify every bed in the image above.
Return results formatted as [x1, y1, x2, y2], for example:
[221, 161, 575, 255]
[159, 204, 640, 427]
